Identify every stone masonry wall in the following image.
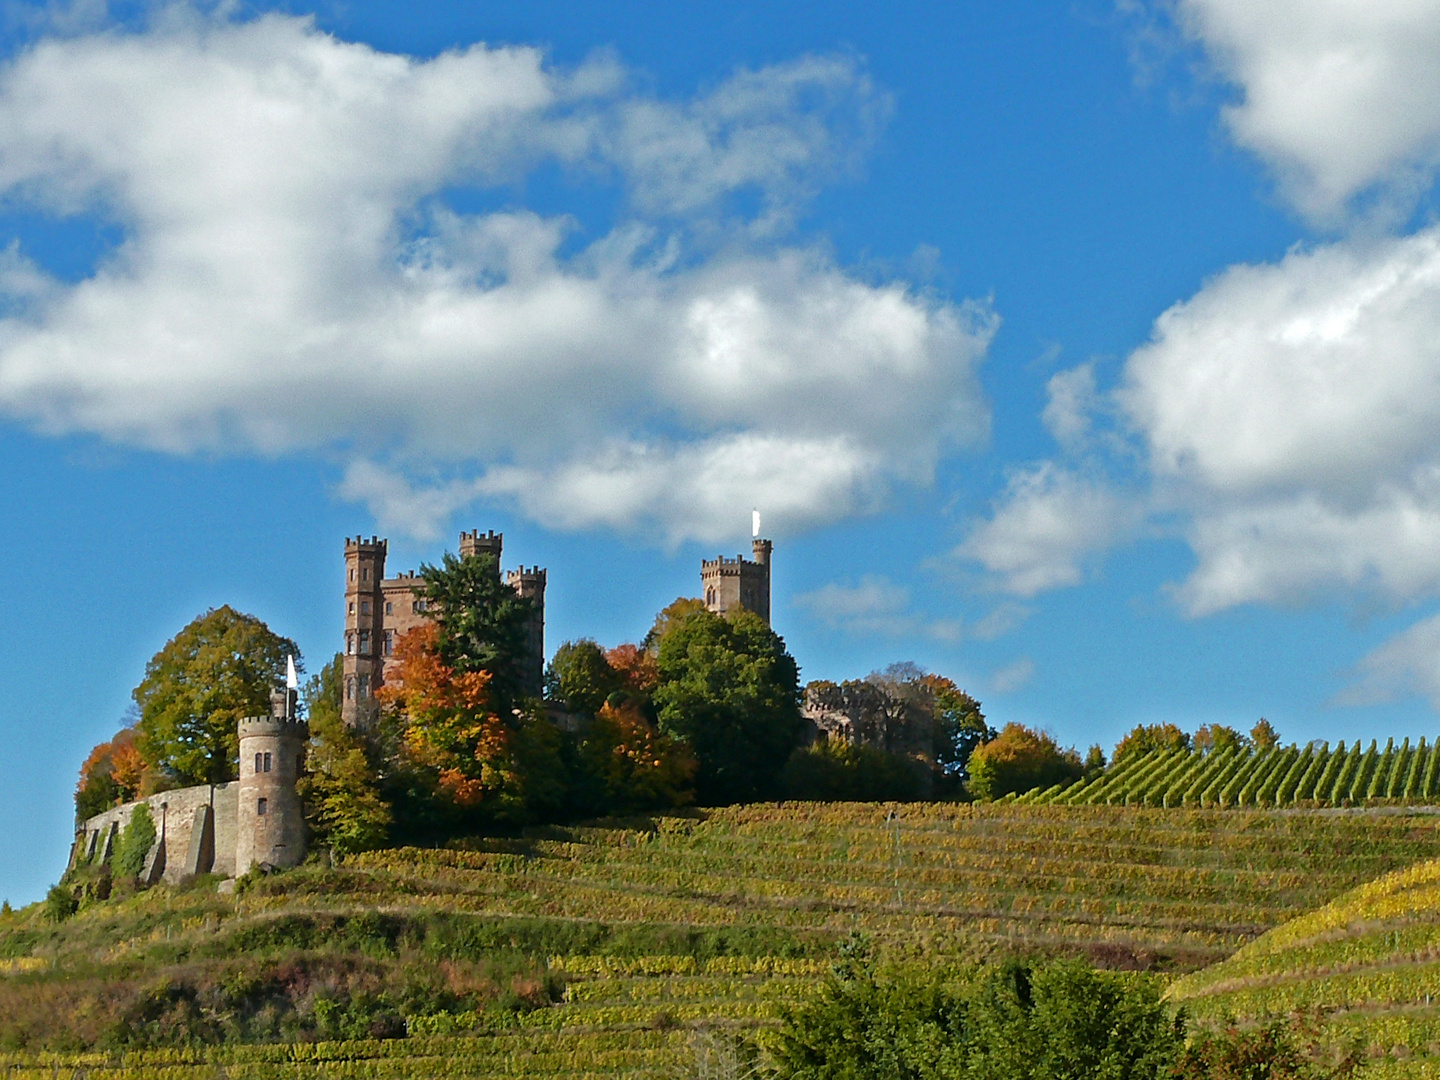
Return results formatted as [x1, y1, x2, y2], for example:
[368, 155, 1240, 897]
[75, 782, 237, 884]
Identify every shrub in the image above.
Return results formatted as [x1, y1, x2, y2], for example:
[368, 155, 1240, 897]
[781, 738, 922, 802]
[114, 804, 156, 880]
[43, 883, 77, 923]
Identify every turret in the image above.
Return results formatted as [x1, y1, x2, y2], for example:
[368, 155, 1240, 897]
[343, 536, 386, 727]
[701, 537, 772, 626]
[505, 566, 547, 697]
[458, 529, 503, 567]
[235, 688, 307, 875]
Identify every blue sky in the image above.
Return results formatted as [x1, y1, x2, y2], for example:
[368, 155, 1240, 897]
[5, 0, 1440, 904]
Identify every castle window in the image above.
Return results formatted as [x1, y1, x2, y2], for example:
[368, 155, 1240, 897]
[384, 630, 393, 656]
[263, 752, 272, 773]
[361, 567, 369, 581]
[360, 600, 371, 615]
[257, 797, 268, 816]
[345, 677, 355, 701]
[348, 569, 354, 582]
[254, 752, 263, 775]
[359, 674, 370, 698]
[348, 601, 354, 614]
[358, 630, 371, 655]
[346, 633, 355, 655]
[385, 601, 393, 615]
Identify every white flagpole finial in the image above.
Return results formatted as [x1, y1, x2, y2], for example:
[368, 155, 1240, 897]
[752, 509, 761, 538]
[286, 654, 299, 691]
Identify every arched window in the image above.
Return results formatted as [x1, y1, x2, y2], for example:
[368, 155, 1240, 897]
[345, 677, 355, 701]
[254, 752, 263, 775]
[257, 797, 268, 816]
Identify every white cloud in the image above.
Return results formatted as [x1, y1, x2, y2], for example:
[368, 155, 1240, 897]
[1121, 225, 1440, 613]
[1174, 0, 1440, 221]
[958, 464, 1143, 597]
[988, 658, 1035, 695]
[794, 576, 967, 642]
[1335, 612, 1440, 709]
[0, 12, 992, 542]
[1041, 362, 1099, 451]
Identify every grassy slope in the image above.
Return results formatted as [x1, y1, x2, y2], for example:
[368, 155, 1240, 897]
[6, 802, 1440, 1078]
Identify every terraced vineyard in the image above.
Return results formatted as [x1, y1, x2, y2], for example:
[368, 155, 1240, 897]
[1167, 852, 1440, 1077]
[6, 802, 1440, 1077]
[1020, 737, 1440, 809]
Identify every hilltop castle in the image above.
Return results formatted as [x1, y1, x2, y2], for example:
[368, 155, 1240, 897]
[72, 524, 774, 882]
[341, 530, 547, 727]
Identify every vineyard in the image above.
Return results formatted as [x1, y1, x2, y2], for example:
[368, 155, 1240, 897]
[5, 802, 1440, 1076]
[1167, 850, 1440, 1075]
[1019, 737, 1440, 809]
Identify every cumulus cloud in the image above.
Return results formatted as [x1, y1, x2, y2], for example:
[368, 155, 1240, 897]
[0, 12, 992, 542]
[1122, 225, 1440, 613]
[987, 658, 1035, 695]
[1174, 0, 1440, 221]
[1041, 362, 1100, 452]
[958, 464, 1143, 597]
[793, 575, 983, 642]
[1335, 612, 1440, 709]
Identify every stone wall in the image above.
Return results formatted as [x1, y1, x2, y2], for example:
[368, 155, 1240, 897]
[74, 782, 237, 883]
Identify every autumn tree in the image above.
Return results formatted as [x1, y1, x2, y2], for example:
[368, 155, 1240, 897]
[134, 606, 300, 785]
[967, 723, 1083, 801]
[377, 623, 517, 814]
[1194, 724, 1249, 754]
[299, 653, 392, 855]
[576, 700, 696, 812]
[74, 728, 148, 820]
[547, 639, 628, 715]
[654, 607, 803, 804]
[1251, 718, 1281, 750]
[1112, 723, 1192, 765]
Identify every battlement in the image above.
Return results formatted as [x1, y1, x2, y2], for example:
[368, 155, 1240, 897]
[345, 535, 387, 552]
[702, 555, 763, 571]
[237, 715, 309, 741]
[506, 566, 547, 582]
[701, 536, 772, 625]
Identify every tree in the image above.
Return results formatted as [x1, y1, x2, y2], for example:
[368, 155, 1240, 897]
[1112, 723, 1191, 765]
[642, 597, 708, 653]
[1194, 724, 1249, 754]
[546, 639, 627, 715]
[299, 654, 392, 855]
[654, 607, 803, 804]
[967, 723, 1082, 801]
[418, 551, 536, 714]
[377, 623, 517, 814]
[1251, 718, 1281, 750]
[918, 673, 992, 778]
[134, 606, 300, 785]
[781, 737, 922, 802]
[576, 700, 696, 812]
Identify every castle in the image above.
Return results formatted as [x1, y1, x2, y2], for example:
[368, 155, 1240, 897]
[341, 530, 547, 727]
[72, 524, 772, 882]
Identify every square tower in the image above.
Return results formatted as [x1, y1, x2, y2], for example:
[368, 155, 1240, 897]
[342, 536, 387, 728]
[701, 537, 771, 625]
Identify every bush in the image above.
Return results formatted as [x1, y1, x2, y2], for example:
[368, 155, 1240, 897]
[781, 738, 922, 802]
[114, 804, 156, 880]
[43, 883, 77, 923]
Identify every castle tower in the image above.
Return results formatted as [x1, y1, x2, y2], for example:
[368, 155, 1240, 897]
[235, 689, 308, 876]
[458, 529, 503, 564]
[701, 537, 772, 626]
[505, 566, 547, 697]
[343, 536, 386, 727]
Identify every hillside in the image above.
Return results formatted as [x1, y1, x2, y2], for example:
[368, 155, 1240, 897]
[1168, 843, 1440, 1077]
[5, 802, 1440, 1078]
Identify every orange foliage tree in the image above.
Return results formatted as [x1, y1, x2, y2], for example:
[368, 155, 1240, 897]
[75, 728, 149, 820]
[581, 699, 696, 812]
[377, 624, 516, 810]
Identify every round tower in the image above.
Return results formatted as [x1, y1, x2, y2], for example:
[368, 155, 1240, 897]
[235, 689, 308, 876]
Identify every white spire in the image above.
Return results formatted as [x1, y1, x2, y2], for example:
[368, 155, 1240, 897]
[752, 509, 761, 538]
[285, 654, 299, 691]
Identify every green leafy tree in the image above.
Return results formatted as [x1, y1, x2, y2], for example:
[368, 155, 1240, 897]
[967, 723, 1082, 801]
[654, 607, 803, 804]
[641, 597, 708, 653]
[781, 738, 922, 802]
[134, 606, 300, 785]
[113, 804, 156, 880]
[1112, 723, 1192, 764]
[299, 654, 392, 855]
[419, 552, 536, 714]
[546, 639, 626, 715]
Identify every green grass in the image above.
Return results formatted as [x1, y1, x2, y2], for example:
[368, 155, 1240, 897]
[7, 801, 1440, 1076]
